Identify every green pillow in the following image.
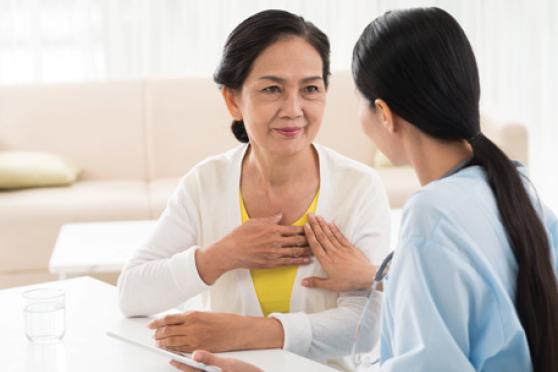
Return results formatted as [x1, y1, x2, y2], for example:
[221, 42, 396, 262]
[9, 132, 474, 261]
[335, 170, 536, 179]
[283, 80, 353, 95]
[0, 151, 81, 190]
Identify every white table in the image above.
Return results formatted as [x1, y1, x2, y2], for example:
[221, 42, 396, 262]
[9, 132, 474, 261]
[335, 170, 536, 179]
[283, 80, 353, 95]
[49, 220, 157, 279]
[0, 277, 337, 372]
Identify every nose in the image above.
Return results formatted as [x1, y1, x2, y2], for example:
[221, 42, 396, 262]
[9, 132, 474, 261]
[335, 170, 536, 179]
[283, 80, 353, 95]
[280, 91, 303, 119]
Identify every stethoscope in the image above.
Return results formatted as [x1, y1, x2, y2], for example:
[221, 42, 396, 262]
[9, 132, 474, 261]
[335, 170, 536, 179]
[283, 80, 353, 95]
[351, 251, 394, 369]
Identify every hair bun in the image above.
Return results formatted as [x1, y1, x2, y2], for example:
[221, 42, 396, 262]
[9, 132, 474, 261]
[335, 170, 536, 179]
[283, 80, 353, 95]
[231, 120, 250, 143]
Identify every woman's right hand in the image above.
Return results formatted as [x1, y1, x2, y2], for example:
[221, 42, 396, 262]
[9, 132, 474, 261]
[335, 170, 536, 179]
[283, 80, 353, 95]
[169, 350, 262, 372]
[196, 213, 312, 284]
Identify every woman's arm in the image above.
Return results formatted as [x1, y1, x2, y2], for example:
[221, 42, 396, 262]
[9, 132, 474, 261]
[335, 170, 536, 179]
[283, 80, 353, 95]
[117, 176, 209, 317]
[147, 312, 284, 352]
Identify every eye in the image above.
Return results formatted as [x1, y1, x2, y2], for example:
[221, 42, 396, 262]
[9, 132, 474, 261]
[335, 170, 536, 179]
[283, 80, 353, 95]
[262, 86, 281, 94]
[303, 85, 320, 94]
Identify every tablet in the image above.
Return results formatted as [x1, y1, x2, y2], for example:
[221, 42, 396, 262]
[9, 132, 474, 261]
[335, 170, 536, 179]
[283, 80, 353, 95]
[106, 329, 222, 372]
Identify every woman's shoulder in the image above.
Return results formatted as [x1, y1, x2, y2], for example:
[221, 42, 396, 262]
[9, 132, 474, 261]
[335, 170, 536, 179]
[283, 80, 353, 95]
[407, 165, 489, 204]
[402, 164, 535, 232]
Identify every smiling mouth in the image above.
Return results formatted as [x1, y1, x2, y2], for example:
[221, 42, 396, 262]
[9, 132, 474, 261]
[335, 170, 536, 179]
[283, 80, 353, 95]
[273, 127, 303, 138]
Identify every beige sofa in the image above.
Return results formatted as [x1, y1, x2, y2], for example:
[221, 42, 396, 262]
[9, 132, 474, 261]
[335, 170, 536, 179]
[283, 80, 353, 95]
[0, 72, 527, 287]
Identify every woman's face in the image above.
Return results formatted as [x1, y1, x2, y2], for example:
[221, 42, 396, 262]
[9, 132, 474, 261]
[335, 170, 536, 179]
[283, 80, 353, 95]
[232, 36, 326, 157]
[359, 96, 407, 166]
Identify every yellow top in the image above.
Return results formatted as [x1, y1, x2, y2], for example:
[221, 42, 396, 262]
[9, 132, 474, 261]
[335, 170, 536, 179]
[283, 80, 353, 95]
[241, 191, 319, 316]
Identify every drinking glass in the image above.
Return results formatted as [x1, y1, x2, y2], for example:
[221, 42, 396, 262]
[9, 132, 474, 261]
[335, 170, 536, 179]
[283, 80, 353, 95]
[23, 288, 66, 343]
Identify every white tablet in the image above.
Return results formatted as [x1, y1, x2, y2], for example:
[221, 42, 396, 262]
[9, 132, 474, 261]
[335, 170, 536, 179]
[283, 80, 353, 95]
[106, 329, 222, 372]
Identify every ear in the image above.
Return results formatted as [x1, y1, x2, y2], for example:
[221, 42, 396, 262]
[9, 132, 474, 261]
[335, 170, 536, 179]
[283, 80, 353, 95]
[221, 87, 243, 121]
[374, 99, 397, 134]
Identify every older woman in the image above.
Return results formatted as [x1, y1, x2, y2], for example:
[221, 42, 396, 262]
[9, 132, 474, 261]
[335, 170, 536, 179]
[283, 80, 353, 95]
[117, 9, 389, 366]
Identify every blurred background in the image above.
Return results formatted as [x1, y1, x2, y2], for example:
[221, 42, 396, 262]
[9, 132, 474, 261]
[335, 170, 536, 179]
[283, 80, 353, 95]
[0, 0, 556, 288]
[1, 0, 556, 206]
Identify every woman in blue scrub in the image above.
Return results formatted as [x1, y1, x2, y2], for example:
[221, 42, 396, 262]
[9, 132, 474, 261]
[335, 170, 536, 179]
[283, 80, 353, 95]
[171, 7, 558, 372]
[336, 7, 558, 371]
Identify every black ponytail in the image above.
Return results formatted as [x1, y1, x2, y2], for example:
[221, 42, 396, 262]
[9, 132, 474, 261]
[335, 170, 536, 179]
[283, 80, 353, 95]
[352, 7, 558, 371]
[468, 133, 558, 370]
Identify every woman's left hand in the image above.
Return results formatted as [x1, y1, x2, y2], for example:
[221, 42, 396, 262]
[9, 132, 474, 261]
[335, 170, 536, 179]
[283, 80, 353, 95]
[147, 312, 245, 352]
[302, 213, 377, 292]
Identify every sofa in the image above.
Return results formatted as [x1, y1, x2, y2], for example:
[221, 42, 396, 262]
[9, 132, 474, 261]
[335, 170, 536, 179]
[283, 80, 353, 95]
[0, 72, 527, 288]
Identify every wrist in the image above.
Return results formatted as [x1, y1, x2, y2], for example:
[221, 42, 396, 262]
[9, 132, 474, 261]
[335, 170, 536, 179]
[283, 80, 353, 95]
[195, 243, 228, 285]
[355, 263, 376, 290]
[236, 316, 284, 350]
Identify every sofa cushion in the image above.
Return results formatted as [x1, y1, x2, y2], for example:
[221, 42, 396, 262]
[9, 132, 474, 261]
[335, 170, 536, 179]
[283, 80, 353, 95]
[0, 180, 151, 272]
[0, 151, 80, 190]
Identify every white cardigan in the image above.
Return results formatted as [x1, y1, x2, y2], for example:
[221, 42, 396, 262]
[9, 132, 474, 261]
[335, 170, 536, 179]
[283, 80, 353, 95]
[117, 144, 390, 362]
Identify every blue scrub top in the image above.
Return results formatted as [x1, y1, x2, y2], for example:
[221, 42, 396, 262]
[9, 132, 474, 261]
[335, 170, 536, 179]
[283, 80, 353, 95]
[380, 165, 558, 372]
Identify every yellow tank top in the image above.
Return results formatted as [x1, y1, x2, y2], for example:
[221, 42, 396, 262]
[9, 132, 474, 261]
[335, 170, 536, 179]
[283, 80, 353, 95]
[240, 192, 319, 316]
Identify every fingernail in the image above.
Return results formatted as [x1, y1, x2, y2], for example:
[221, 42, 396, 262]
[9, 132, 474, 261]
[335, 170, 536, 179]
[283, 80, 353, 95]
[301, 279, 308, 286]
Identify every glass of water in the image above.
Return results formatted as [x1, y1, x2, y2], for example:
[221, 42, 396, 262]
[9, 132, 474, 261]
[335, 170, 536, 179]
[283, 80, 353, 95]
[23, 288, 66, 343]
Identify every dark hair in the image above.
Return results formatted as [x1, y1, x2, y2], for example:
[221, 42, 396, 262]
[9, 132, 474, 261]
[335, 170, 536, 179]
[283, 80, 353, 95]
[214, 9, 330, 143]
[352, 7, 558, 371]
